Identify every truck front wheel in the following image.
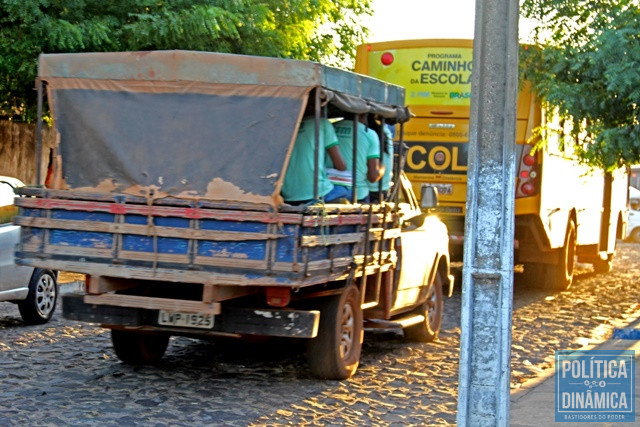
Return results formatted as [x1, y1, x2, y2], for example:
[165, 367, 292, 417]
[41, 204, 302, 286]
[307, 284, 363, 380]
[111, 329, 170, 365]
[403, 270, 444, 342]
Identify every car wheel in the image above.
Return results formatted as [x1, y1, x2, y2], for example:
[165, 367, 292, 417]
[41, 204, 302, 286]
[17, 269, 58, 325]
[630, 228, 640, 243]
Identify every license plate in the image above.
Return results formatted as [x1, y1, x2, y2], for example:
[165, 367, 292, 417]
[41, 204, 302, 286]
[427, 183, 453, 195]
[157, 310, 214, 329]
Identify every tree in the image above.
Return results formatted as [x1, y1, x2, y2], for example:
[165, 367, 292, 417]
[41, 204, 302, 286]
[0, 0, 372, 122]
[520, 0, 640, 170]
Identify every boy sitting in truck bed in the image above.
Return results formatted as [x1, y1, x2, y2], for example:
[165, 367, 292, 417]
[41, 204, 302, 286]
[332, 114, 385, 203]
[281, 116, 348, 205]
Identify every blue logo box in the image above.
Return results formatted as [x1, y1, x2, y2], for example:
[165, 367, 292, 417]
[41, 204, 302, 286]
[555, 350, 635, 423]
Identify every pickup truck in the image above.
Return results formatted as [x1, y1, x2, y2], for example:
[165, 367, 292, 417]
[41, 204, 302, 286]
[15, 51, 453, 379]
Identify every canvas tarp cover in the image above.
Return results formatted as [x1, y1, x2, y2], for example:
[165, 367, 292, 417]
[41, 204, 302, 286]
[39, 51, 408, 206]
[45, 79, 308, 206]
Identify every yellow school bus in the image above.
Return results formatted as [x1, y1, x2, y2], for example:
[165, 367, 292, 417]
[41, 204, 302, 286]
[356, 39, 629, 290]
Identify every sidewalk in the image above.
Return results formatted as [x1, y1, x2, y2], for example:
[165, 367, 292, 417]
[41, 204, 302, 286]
[511, 318, 640, 426]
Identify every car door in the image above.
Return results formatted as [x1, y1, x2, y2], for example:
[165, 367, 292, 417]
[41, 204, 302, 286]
[390, 174, 440, 311]
[0, 179, 33, 296]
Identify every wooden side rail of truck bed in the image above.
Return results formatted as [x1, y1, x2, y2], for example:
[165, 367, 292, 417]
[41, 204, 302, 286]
[15, 188, 400, 289]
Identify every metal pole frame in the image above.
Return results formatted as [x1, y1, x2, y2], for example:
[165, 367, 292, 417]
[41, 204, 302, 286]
[389, 122, 405, 207]
[36, 78, 44, 186]
[351, 114, 359, 203]
[313, 89, 321, 201]
[377, 118, 384, 202]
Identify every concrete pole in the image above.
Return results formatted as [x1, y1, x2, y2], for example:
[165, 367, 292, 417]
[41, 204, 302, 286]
[456, 0, 519, 425]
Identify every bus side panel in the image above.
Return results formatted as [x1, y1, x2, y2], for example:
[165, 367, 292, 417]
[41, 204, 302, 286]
[537, 149, 607, 250]
[610, 168, 630, 246]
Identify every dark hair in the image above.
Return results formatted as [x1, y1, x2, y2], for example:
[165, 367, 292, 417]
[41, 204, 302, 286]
[367, 115, 390, 154]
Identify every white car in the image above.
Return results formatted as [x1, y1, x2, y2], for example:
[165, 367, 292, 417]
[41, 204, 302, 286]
[627, 207, 640, 243]
[0, 176, 58, 324]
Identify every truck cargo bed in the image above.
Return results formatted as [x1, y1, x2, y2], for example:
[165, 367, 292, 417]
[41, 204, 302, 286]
[15, 188, 399, 288]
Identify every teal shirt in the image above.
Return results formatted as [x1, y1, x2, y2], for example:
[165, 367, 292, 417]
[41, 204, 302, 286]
[332, 120, 380, 200]
[369, 126, 393, 192]
[281, 117, 338, 202]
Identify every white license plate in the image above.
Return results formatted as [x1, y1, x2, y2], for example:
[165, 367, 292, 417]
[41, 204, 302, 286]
[158, 310, 214, 329]
[428, 183, 453, 195]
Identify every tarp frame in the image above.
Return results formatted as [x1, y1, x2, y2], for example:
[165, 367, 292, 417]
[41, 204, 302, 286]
[36, 51, 409, 208]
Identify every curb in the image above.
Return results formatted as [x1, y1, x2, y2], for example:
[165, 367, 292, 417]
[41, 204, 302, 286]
[613, 328, 640, 340]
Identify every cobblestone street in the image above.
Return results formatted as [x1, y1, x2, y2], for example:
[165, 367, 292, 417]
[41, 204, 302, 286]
[1, 243, 639, 426]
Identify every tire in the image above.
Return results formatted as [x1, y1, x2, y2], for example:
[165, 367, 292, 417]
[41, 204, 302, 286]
[307, 285, 363, 380]
[544, 219, 576, 291]
[630, 228, 640, 243]
[17, 269, 58, 325]
[111, 329, 170, 365]
[404, 270, 444, 342]
[522, 263, 546, 287]
[592, 254, 613, 274]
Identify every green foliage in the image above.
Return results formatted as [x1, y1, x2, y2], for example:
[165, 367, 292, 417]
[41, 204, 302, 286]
[521, 0, 640, 170]
[0, 0, 372, 122]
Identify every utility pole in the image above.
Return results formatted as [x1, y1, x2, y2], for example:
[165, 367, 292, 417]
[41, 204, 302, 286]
[456, 0, 519, 425]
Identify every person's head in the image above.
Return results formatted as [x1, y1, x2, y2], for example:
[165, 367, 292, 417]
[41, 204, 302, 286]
[366, 115, 389, 152]
[367, 114, 381, 131]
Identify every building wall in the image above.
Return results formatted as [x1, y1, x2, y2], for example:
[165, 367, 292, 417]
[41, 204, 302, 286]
[0, 120, 55, 184]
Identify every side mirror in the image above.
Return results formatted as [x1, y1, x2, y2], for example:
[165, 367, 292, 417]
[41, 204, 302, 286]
[420, 185, 438, 210]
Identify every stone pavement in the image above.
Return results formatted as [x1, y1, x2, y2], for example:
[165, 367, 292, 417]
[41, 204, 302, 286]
[42, 250, 640, 425]
[511, 317, 640, 426]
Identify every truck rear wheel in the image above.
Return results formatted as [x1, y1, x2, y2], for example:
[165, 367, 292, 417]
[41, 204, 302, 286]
[111, 329, 170, 365]
[307, 284, 363, 380]
[545, 219, 576, 291]
[403, 270, 443, 342]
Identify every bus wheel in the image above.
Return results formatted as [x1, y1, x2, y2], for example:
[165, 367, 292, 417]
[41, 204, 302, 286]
[545, 220, 576, 291]
[404, 270, 443, 342]
[307, 284, 363, 380]
[523, 263, 546, 287]
[111, 329, 170, 365]
[592, 254, 613, 274]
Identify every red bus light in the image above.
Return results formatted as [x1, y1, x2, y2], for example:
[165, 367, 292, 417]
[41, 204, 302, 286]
[381, 52, 394, 66]
[520, 171, 529, 179]
[521, 182, 535, 195]
[523, 154, 536, 166]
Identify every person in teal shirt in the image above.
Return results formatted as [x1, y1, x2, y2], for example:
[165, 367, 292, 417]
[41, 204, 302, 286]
[281, 116, 348, 204]
[368, 118, 394, 203]
[332, 115, 384, 203]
